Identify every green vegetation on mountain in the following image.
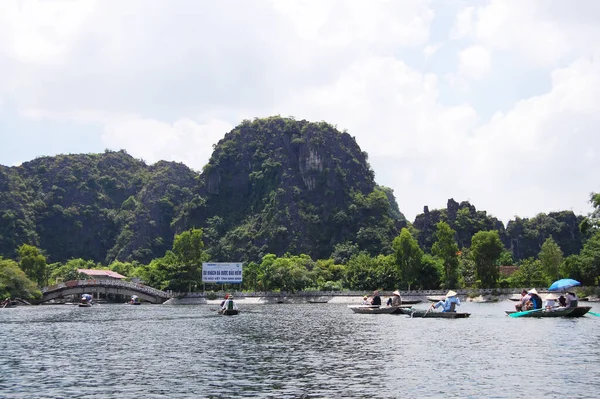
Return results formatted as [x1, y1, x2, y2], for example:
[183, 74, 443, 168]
[412, 198, 588, 262]
[0, 117, 598, 296]
[177, 116, 404, 261]
[0, 150, 199, 264]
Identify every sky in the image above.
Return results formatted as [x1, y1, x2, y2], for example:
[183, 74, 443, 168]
[1, 0, 599, 224]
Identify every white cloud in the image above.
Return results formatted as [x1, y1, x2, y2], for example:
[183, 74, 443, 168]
[423, 43, 442, 57]
[452, 0, 600, 67]
[1, 0, 599, 225]
[465, 57, 600, 219]
[102, 118, 232, 171]
[285, 57, 479, 158]
[458, 45, 491, 80]
[271, 0, 434, 49]
[451, 6, 475, 39]
[0, 0, 97, 65]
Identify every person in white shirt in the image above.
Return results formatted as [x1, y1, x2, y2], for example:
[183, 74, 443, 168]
[544, 293, 558, 309]
[515, 289, 529, 311]
[222, 295, 238, 311]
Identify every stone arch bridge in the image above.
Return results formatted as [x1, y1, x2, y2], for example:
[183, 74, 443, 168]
[41, 279, 171, 304]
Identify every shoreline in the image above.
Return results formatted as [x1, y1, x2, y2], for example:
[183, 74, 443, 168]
[164, 292, 572, 305]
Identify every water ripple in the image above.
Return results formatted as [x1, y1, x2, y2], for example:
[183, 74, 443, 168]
[1, 302, 599, 398]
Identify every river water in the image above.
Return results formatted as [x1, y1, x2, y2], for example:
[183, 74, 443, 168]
[1, 301, 599, 399]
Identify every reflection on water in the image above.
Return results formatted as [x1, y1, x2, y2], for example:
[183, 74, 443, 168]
[1, 302, 599, 398]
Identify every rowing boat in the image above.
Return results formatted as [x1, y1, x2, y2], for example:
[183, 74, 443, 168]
[426, 296, 445, 302]
[348, 305, 401, 314]
[505, 308, 574, 317]
[400, 299, 422, 305]
[565, 306, 591, 317]
[219, 309, 240, 316]
[399, 308, 470, 318]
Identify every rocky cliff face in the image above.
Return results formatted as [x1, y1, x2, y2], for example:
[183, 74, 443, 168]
[178, 116, 404, 261]
[0, 151, 200, 263]
[414, 198, 508, 252]
[506, 211, 587, 260]
[0, 118, 404, 264]
[413, 198, 586, 260]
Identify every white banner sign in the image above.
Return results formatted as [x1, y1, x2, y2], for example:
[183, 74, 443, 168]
[202, 262, 243, 284]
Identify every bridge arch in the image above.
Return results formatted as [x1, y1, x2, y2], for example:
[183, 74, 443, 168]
[41, 280, 171, 304]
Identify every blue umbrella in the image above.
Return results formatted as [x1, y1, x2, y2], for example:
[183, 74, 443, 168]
[548, 278, 581, 292]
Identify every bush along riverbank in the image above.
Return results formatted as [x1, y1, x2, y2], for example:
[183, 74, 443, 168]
[163, 287, 599, 305]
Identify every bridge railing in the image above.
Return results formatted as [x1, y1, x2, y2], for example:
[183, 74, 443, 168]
[43, 279, 171, 298]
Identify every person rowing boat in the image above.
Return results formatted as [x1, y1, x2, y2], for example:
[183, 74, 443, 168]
[387, 290, 402, 307]
[429, 290, 460, 313]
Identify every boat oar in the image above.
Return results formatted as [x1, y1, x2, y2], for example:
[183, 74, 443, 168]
[423, 303, 435, 317]
[588, 311, 600, 317]
[509, 308, 545, 318]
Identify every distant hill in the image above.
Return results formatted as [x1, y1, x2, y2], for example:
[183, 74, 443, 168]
[413, 198, 588, 260]
[0, 151, 200, 263]
[174, 116, 405, 261]
[0, 116, 405, 263]
[0, 116, 588, 265]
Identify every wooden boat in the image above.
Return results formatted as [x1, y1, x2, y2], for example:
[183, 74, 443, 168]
[505, 308, 575, 317]
[398, 308, 470, 318]
[1, 300, 17, 308]
[348, 305, 401, 314]
[218, 309, 240, 316]
[400, 299, 422, 305]
[564, 306, 591, 317]
[78, 302, 92, 308]
[427, 296, 445, 302]
[129, 295, 141, 305]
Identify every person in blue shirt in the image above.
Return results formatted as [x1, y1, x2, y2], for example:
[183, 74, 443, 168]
[525, 288, 542, 310]
[81, 293, 93, 305]
[432, 290, 461, 312]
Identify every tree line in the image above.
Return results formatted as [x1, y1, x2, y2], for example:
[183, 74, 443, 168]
[3, 193, 599, 300]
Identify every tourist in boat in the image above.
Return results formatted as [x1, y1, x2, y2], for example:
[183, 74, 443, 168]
[544, 293, 558, 309]
[388, 290, 402, 307]
[371, 290, 382, 306]
[221, 295, 238, 311]
[220, 293, 230, 308]
[565, 292, 578, 308]
[524, 289, 542, 310]
[558, 295, 567, 307]
[515, 289, 529, 311]
[81, 294, 93, 305]
[431, 290, 461, 312]
[362, 295, 369, 305]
